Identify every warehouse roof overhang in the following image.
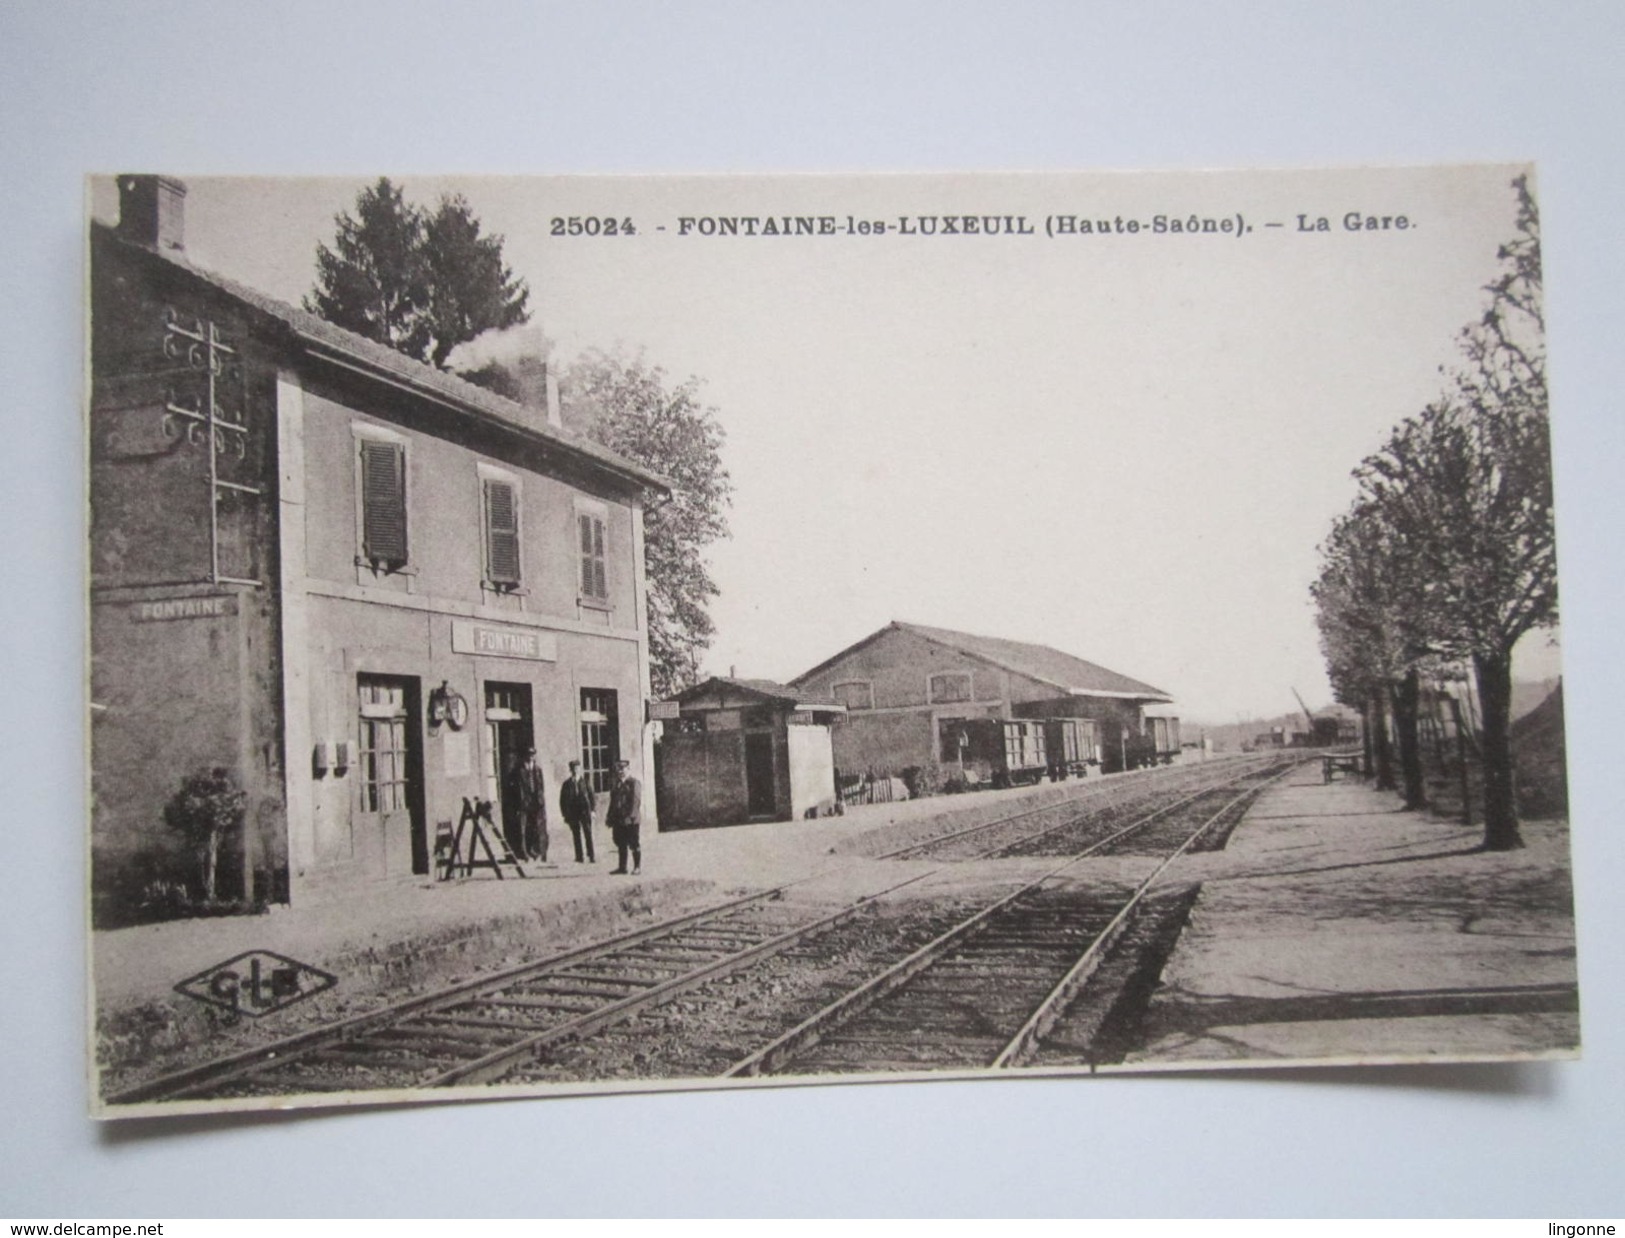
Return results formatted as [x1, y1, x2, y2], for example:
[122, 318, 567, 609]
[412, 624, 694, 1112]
[671, 676, 846, 714]
[792, 621, 1174, 704]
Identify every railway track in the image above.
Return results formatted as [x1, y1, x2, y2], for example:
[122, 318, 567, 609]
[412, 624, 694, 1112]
[107, 756, 1294, 1106]
[105, 879, 932, 1104]
[724, 764, 1292, 1078]
[882, 755, 1277, 862]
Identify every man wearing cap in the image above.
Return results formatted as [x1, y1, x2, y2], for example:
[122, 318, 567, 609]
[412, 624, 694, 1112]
[558, 758, 597, 864]
[515, 746, 552, 866]
[606, 758, 642, 875]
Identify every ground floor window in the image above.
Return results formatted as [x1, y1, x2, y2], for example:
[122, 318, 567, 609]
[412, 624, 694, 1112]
[580, 688, 620, 794]
[358, 678, 410, 812]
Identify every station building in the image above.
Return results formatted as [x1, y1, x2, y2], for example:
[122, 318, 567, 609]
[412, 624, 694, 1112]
[790, 621, 1178, 785]
[654, 677, 844, 830]
[89, 176, 670, 923]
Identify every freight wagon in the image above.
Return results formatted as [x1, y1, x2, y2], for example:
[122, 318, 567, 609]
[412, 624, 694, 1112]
[940, 716, 1099, 787]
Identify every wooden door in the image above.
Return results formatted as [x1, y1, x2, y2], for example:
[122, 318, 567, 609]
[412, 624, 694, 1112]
[745, 731, 777, 819]
[357, 675, 426, 878]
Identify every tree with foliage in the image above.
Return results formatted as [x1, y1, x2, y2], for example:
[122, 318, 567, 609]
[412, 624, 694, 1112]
[162, 766, 246, 903]
[560, 351, 733, 699]
[306, 179, 529, 368]
[1315, 176, 1555, 850]
[420, 195, 531, 368]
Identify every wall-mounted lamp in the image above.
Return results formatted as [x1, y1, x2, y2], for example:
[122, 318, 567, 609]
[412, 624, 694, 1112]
[428, 680, 469, 731]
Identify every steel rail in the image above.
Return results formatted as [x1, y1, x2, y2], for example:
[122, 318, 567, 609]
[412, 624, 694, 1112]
[875, 757, 1253, 862]
[106, 883, 803, 1105]
[111, 755, 1290, 1105]
[720, 762, 1284, 1079]
[989, 762, 1299, 1069]
[422, 869, 940, 1086]
[960, 756, 1277, 862]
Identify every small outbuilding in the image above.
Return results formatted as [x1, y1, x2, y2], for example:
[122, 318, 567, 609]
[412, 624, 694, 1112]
[654, 678, 845, 830]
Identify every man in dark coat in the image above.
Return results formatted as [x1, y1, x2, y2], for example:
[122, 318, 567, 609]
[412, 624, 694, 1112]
[558, 758, 597, 864]
[606, 758, 641, 875]
[514, 746, 551, 865]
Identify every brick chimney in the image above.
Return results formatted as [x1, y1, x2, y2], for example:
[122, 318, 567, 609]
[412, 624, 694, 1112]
[116, 175, 187, 252]
[505, 354, 564, 430]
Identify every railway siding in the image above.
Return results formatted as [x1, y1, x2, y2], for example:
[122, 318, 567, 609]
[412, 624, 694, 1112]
[98, 758, 1290, 1111]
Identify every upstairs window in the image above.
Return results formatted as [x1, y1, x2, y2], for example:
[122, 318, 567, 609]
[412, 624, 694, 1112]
[832, 681, 873, 711]
[358, 437, 408, 568]
[578, 509, 608, 601]
[928, 672, 973, 704]
[483, 476, 522, 588]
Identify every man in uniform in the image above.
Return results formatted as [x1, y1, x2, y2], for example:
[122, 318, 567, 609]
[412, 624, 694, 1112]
[514, 746, 552, 865]
[606, 758, 642, 875]
[558, 758, 597, 864]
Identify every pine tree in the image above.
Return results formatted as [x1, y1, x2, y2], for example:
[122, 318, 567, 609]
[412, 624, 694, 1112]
[305, 178, 432, 359]
[421, 195, 530, 369]
[306, 181, 529, 368]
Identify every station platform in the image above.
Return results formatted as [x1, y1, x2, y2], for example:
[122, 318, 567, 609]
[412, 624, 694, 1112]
[1123, 763, 1580, 1068]
[91, 766, 1125, 1084]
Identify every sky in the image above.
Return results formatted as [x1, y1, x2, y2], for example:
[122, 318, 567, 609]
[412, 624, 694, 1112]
[91, 166, 1563, 721]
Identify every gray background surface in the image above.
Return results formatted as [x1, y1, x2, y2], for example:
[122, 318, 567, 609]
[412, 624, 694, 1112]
[2, 0, 1620, 1218]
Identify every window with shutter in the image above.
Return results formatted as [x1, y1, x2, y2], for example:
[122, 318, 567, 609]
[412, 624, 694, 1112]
[360, 439, 407, 566]
[484, 478, 521, 586]
[579, 511, 608, 600]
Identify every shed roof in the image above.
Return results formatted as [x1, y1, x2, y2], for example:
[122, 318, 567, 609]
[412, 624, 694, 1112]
[671, 676, 844, 712]
[794, 621, 1173, 702]
[95, 224, 673, 495]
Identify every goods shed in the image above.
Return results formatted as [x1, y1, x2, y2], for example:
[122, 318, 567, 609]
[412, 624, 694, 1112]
[791, 620, 1177, 783]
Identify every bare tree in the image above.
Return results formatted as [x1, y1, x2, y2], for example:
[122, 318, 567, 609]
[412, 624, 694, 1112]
[1346, 177, 1555, 849]
[1313, 507, 1416, 798]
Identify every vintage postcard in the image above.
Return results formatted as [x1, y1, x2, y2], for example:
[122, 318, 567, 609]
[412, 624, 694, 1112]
[86, 166, 1575, 1118]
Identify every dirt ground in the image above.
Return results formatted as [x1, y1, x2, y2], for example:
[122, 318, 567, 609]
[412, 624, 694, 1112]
[1122, 768, 1578, 1067]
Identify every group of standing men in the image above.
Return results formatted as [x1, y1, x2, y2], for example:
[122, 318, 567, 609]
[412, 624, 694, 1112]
[508, 750, 642, 875]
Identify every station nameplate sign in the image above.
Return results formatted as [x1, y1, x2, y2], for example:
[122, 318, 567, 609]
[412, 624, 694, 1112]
[647, 700, 682, 722]
[130, 595, 238, 622]
[451, 620, 558, 662]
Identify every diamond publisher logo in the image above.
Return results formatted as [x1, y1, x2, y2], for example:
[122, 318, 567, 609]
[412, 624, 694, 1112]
[174, 950, 337, 1018]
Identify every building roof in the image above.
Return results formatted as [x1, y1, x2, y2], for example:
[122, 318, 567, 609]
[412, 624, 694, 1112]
[671, 676, 844, 712]
[95, 223, 673, 496]
[794, 620, 1173, 702]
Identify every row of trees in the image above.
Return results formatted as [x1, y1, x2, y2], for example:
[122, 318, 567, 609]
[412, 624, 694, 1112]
[306, 179, 732, 698]
[1312, 176, 1556, 851]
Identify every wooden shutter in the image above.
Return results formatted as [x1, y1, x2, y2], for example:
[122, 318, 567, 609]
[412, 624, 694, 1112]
[484, 478, 521, 584]
[360, 440, 407, 565]
[579, 511, 607, 598]
[591, 515, 607, 597]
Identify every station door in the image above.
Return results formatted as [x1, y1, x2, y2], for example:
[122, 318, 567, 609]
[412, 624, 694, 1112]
[356, 674, 427, 877]
[483, 682, 534, 860]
